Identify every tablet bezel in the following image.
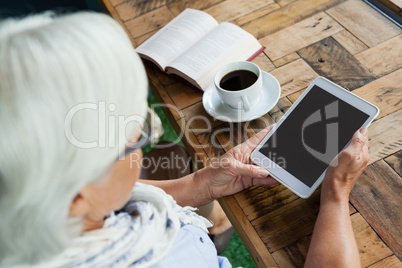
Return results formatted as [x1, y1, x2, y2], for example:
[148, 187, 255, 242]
[251, 76, 379, 198]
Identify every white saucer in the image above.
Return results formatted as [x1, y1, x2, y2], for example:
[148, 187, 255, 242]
[202, 71, 281, 122]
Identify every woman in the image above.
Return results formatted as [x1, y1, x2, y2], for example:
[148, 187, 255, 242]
[0, 12, 368, 267]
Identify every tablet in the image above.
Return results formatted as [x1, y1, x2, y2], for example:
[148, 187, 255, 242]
[251, 76, 379, 198]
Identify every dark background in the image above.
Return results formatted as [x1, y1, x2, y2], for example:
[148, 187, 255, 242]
[0, 0, 102, 18]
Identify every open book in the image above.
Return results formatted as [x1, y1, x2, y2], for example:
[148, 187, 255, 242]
[136, 8, 264, 90]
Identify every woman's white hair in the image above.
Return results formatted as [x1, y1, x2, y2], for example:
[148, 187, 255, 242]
[0, 12, 148, 264]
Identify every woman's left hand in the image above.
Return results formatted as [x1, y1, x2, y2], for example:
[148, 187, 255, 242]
[200, 125, 278, 202]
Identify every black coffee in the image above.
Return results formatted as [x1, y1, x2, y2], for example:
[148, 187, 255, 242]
[219, 70, 258, 91]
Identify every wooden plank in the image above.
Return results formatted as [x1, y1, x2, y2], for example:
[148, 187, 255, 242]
[101, 0, 138, 47]
[260, 12, 343, 61]
[384, 151, 402, 177]
[115, 0, 173, 22]
[368, 110, 402, 164]
[276, 97, 292, 115]
[235, 3, 281, 25]
[270, 212, 393, 267]
[235, 184, 300, 221]
[167, 0, 224, 16]
[164, 82, 203, 110]
[125, 6, 174, 39]
[195, 124, 227, 160]
[327, 0, 402, 47]
[176, 118, 213, 169]
[332, 29, 369, 55]
[352, 68, 402, 120]
[355, 35, 402, 78]
[298, 37, 376, 90]
[287, 89, 304, 104]
[181, 102, 225, 133]
[252, 190, 321, 252]
[273, 52, 300, 68]
[271, 236, 311, 268]
[350, 160, 402, 261]
[214, 123, 252, 152]
[220, 195, 279, 267]
[241, 0, 344, 39]
[251, 52, 276, 73]
[133, 29, 157, 46]
[204, 0, 275, 23]
[246, 112, 276, 134]
[269, 59, 317, 98]
[352, 213, 394, 267]
[368, 255, 402, 268]
[274, 0, 298, 6]
[110, 0, 126, 7]
[288, 69, 402, 117]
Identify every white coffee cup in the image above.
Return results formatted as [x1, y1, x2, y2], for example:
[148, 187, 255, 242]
[214, 61, 262, 112]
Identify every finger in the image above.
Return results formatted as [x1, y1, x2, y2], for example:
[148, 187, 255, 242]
[245, 124, 276, 150]
[344, 128, 368, 156]
[234, 162, 270, 178]
[251, 176, 278, 185]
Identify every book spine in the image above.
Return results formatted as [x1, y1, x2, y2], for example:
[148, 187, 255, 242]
[247, 46, 266, 61]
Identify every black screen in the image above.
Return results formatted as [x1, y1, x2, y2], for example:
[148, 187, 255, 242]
[260, 85, 369, 187]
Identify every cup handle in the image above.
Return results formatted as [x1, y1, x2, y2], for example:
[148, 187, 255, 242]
[241, 95, 250, 112]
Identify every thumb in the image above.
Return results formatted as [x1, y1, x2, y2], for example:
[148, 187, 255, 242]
[233, 161, 270, 178]
[345, 128, 368, 155]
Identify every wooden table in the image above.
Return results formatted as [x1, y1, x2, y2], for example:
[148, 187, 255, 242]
[102, 0, 402, 267]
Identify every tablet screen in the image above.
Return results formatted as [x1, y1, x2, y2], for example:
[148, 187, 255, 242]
[260, 85, 369, 187]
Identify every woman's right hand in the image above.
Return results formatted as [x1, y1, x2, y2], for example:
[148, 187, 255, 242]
[321, 128, 369, 204]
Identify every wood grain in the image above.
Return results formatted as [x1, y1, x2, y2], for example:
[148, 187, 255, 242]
[269, 59, 317, 98]
[352, 68, 402, 120]
[204, 0, 275, 23]
[176, 118, 213, 169]
[273, 52, 300, 68]
[270, 212, 393, 267]
[351, 160, 402, 261]
[355, 35, 402, 77]
[213, 123, 252, 152]
[260, 12, 343, 61]
[235, 184, 300, 221]
[368, 255, 402, 268]
[251, 52, 276, 73]
[167, 0, 224, 16]
[125, 6, 174, 38]
[235, 3, 281, 25]
[146, 64, 184, 121]
[195, 124, 227, 160]
[384, 151, 402, 177]
[332, 29, 369, 55]
[252, 190, 321, 253]
[351, 213, 394, 267]
[220, 195, 279, 267]
[164, 82, 202, 110]
[327, 0, 401, 47]
[298, 37, 376, 90]
[115, 0, 174, 21]
[103, 0, 402, 266]
[242, 0, 344, 39]
[181, 102, 225, 133]
[274, 0, 298, 6]
[271, 236, 311, 268]
[368, 110, 402, 164]
[110, 0, 127, 7]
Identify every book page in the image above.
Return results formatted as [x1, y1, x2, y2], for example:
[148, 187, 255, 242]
[135, 9, 218, 70]
[167, 22, 262, 89]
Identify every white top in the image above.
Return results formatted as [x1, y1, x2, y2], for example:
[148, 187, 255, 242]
[29, 183, 231, 268]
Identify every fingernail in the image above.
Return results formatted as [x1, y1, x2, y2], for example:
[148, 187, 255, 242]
[259, 168, 269, 177]
[360, 127, 367, 135]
